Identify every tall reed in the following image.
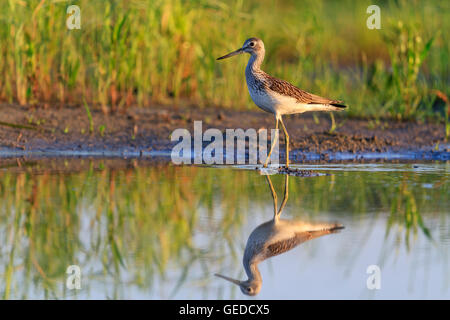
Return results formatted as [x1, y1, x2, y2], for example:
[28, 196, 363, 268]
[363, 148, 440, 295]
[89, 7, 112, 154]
[0, 0, 448, 119]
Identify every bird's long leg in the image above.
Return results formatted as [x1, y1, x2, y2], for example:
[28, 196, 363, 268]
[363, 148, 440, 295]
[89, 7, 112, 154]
[263, 118, 279, 168]
[279, 117, 290, 168]
[276, 175, 289, 218]
[265, 175, 278, 220]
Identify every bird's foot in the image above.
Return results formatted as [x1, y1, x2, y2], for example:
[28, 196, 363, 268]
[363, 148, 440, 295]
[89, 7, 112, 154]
[278, 166, 321, 177]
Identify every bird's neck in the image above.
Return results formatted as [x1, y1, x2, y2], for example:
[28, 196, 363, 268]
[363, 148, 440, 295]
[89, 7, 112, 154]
[246, 51, 265, 73]
[244, 259, 262, 283]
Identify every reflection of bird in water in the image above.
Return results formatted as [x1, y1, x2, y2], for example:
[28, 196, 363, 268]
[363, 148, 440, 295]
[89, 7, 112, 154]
[215, 175, 344, 296]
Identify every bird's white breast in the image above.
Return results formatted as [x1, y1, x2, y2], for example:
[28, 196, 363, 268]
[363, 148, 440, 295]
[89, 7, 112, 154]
[247, 86, 276, 114]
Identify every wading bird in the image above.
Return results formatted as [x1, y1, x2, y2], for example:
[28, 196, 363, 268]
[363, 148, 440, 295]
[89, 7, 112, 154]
[215, 174, 344, 296]
[217, 38, 347, 168]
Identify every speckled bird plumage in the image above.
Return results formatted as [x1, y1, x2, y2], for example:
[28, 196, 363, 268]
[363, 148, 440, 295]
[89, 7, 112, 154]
[217, 37, 347, 168]
[230, 37, 346, 117]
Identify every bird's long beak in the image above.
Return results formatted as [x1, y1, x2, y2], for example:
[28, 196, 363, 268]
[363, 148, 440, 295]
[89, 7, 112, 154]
[214, 273, 242, 285]
[217, 48, 243, 60]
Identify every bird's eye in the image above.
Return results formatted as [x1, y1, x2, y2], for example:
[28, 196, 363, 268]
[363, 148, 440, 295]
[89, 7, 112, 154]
[246, 287, 251, 292]
[249, 42, 255, 47]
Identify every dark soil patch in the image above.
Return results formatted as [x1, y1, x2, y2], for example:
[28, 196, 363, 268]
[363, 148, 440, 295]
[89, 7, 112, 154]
[0, 103, 448, 158]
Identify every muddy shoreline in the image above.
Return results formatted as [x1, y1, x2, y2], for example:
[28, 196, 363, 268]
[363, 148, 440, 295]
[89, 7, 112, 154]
[0, 103, 448, 161]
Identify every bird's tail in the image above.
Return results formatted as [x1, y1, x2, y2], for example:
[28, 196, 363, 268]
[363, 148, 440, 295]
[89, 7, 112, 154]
[314, 222, 345, 233]
[330, 103, 347, 109]
[306, 103, 347, 112]
[293, 221, 345, 234]
[327, 223, 345, 233]
[306, 223, 345, 240]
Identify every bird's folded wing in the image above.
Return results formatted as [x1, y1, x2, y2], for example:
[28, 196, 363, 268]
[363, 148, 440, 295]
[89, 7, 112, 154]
[266, 229, 337, 257]
[266, 74, 343, 105]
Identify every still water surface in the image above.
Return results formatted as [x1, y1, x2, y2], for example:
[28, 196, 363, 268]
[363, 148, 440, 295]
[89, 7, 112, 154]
[0, 160, 448, 299]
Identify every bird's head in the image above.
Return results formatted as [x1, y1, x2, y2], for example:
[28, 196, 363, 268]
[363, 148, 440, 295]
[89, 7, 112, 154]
[214, 273, 261, 296]
[217, 37, 264, 60]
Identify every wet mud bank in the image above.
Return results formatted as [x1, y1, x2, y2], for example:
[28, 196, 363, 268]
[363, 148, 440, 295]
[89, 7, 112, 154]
[0, 103, 448, 161]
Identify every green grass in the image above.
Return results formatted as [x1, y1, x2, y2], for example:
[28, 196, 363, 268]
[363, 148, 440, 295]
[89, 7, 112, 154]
[83, 98, 94, 133]
[0, 0, 448, 120]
